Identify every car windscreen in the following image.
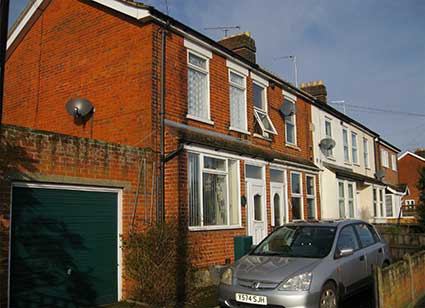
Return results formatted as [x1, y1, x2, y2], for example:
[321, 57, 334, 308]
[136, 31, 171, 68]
[252, 225, 337, 258]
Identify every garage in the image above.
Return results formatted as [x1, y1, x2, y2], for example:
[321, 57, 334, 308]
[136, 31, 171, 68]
[9, 183, 121, 307]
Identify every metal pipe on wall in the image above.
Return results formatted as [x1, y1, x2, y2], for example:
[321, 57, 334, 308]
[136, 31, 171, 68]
[0, 0, 10, 128]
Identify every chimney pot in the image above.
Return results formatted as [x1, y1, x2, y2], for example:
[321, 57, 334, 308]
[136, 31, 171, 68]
[300, 80, 327, 103]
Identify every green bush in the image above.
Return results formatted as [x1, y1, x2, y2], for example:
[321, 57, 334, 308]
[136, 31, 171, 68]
[122, 223, 197, 308]
[416, 167, 425, 227]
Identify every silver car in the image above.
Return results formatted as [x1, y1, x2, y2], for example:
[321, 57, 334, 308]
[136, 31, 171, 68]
[219, 220, 391, 308]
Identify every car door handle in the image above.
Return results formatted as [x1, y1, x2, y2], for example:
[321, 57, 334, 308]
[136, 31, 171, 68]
[359, 255, 365, 261]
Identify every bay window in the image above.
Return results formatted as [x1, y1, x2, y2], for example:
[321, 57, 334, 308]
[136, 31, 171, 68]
[306, 175, 316, 219]
[188, 153, 240, 228]
[291, 172, 302, 220]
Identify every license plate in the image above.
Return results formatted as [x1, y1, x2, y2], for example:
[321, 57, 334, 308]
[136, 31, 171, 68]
[235, 293, 267, 305]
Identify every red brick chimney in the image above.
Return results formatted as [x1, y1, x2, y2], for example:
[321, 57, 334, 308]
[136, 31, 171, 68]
[218, 32, 256, 64]
[415, 149, 425, 159]
[300, 80, 328, 103]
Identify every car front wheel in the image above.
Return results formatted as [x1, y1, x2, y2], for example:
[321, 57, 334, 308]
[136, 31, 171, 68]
[319, 282, 338, 308]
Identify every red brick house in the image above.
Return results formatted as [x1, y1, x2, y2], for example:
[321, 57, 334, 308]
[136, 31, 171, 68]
[1, 0, 321, 305]
[398, 150, 425, 216]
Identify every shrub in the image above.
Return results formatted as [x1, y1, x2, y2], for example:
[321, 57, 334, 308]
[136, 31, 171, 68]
[416, 167, 425, 227]
[123, 223, 197, 308]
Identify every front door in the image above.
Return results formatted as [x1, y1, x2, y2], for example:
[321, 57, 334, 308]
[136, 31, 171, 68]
[271, 183, 286, 227]
[247, 182, 267, 244]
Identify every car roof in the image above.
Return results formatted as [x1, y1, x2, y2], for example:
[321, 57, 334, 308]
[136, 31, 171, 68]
[283, 219, 367, 228]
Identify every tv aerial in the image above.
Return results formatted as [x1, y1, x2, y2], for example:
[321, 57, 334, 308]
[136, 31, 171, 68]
[204, 26, 241, 37]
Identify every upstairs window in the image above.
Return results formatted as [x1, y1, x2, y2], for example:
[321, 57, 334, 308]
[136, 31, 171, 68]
[187, 51, 210, 121]
[229, 71, 247, 132]
[283, 90, 297, 145]
[351, 132, 358, 164]
[252, 80, 276, 136]
[381, 150, 389, 168]
[324, 120, 333, 157]
[342, 128, 350, 163]
[391, 154, 397, 171]
[363, 138, 370, 168]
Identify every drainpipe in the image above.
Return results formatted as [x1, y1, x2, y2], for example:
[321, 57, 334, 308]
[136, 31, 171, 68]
[158, 23, 169, 224]
[0, 0, 10, 129]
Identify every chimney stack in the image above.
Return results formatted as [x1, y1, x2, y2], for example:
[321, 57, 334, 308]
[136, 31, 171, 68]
[300, 80, 327, 103]
[415, 149, 425, 159]
[218, 32, 256, 64]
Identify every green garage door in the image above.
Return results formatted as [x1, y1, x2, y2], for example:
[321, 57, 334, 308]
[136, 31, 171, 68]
[10, 186, 118, 307]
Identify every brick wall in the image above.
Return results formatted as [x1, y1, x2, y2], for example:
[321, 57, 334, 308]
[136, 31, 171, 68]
[375, 250, 425, 308]
[376, 143, 399, 186]
[0, 125, 154, 304]
[399, 154, 425, 205]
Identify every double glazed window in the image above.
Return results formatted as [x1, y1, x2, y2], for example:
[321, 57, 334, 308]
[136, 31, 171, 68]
[373, 187, 385, 218]
[285, 97, 297, 145]
[188, 153, 240, 228]
[306, 175, 316, 219]
[351, 133, 358, 164]
[391, 154, 397, 171]
[343, 128, 350, 162]
[253, 82, 276, 136]
[187, 52, 209, 121]
[324, 120, 333, 157]
[381, 150, 389, 168]
[338, 180, 356, 218]
[363, 138, 369, 168]
[291, 172, 302, 220]
[229, 71, 247, 131]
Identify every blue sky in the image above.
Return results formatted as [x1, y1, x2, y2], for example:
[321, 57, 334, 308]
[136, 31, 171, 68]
[9, 0, 425, 152]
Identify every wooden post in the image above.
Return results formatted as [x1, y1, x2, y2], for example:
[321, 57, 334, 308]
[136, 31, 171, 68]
[373, 264, 384, 308]
[405, 254, 415, 304]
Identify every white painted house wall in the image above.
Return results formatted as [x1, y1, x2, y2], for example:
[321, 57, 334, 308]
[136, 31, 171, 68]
[312, 105, 377, 220]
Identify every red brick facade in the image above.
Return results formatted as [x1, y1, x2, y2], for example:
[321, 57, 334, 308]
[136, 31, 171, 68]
[376, 141, 400, 186]
[399, 152, 425, 206]
[3, 0, 321, 296]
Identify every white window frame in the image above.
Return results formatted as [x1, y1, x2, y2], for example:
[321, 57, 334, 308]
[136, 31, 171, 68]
[290, 171, 303, 220]
[373, 188, 378, 217]
[338, 180, 346, 218]
[342, 128, 350, 163]
[228, 69, 248, 134]
[381, 150, 389, 168]
[186, 49, 213, 125]
[363, 138, 370, 169]
[188, 151, 242, 231]
[270, 168, 287, 227]
[385, 194, 395, 218]
[391, 154, 397, 171]
[306, 175, 317, 219]
[324, 118, 334, 158]
[405, 199, 415, 206]
[351, 132, 359, 165]
[252, 80, 277, 136]
[337, 180, 357, 218]
[283, 90, 297, 146]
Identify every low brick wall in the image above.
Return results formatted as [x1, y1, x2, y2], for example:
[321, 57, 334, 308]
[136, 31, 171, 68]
[378, 232, 425, 260]
[375, 250, 425, 308]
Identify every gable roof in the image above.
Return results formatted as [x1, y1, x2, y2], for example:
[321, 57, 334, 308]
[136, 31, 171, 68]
[399, 151, 425, 162]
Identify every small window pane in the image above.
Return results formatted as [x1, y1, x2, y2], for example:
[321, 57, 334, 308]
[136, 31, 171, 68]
[189, 53, 206, 69]
[203, 156, 226, 171]
[306, 176, 314, 195]
[230, 85, 246, 129]
[254, 194, 263, 221]
[274, 193, 281, 226]
[385, 195, 393, 217]
[286, 122, 295, 144]
[291, 173, 301, 194]
[253, 83, 264, 109]
[188, 68, 208, 119]
[373, 188, 377, 217]
[188, 153, 200, 226]
[325, 121, 332, 137]
[354, 224, 376, 247]
[203, 173, 227, 226]
[292, 197, 302, 220]
[246, 164, 262, 179]
[270, 169, 284, 183]
[307, 199, 315, 219]
[230, 72, 244, 86]
[337, 226, 360, 251]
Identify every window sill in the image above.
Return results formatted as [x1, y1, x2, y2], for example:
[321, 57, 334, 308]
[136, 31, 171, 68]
[344, 162, 352, 166]
[253, 133, 272, 141]
[353, 163, 360, 167]
[189, 225, 244, 232]
[325, 156, 336, 162]
[229, 127, 251, 135]
[285, 143, 301, 151]
[186, 114, 214, 126]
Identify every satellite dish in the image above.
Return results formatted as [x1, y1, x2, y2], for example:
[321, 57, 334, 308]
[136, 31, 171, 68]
[279, 100, 297, 117]
[66, 98, 93, 118]
[319, 138, 336, 151]
[375, 169, 386, 179]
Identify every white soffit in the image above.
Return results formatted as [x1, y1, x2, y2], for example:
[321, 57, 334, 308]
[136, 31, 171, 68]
[282, 89, 297, 101]
[7, 0, 150, 49]
[226, 59, 249, 76]
[184, 38, 213, 59]
[251, 72, 269, 87]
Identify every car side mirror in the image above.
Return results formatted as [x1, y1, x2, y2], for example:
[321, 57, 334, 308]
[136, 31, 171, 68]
[336, 248, 354, 259]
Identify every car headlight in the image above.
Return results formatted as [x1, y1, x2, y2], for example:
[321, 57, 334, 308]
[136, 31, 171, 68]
[220, 268, 233, 286]
[278, 272, 312, 291]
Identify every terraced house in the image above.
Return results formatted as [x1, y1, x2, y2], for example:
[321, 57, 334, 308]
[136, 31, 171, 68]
[1, 0, 324, 305]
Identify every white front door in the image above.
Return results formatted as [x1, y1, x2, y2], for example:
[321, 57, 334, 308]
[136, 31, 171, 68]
[271, 183, 286, 227]
[247, 181, 267, 244]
